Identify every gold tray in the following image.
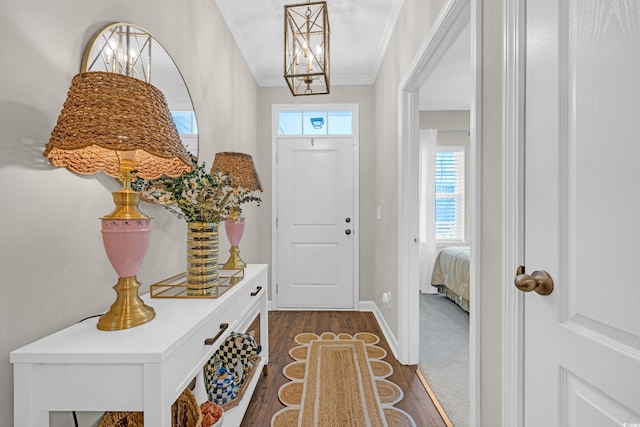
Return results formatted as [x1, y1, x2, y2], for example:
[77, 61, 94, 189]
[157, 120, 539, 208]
[150, 267, 244, 299]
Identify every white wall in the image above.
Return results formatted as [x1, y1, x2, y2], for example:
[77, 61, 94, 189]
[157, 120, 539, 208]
[371, 0, 447, 350]
[0, 1, 261, 426]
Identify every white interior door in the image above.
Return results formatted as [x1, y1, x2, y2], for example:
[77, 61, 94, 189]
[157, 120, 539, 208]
[522, 1, 640, 425]
[276, 137, 356, 308]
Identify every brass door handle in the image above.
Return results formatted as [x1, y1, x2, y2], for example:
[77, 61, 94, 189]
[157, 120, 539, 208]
[345, 229, 352, 235]
[514, 266, 554, 295]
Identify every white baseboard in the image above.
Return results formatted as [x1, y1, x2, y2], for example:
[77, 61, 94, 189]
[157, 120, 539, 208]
[358, 300, 400, 362]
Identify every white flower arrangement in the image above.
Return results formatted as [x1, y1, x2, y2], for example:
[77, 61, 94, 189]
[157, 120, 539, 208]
[133, 162, 260, 223]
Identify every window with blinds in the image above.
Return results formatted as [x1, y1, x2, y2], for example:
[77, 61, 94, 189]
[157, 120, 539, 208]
[435, 148, 465, 241]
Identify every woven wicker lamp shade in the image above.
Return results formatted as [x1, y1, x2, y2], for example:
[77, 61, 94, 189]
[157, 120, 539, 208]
[45, 71, 192, 179]
[211, 152, 262, 191]
[44, 71, 194, 331]
[212, 152, 262, 270]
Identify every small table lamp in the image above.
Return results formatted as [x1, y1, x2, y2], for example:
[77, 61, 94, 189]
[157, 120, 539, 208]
[44, 71, 193, 331]
[212, 152, 262, 269]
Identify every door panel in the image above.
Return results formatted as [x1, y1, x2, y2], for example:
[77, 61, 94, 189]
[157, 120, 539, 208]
[292, 150, 338, 225]
[293, 243, 338, 285]
[524, 0, 640, 426]
[567, 372, 636, 427]
[277, 137, 355, 308]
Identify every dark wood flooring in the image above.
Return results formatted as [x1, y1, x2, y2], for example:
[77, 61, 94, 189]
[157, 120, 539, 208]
[240, 311, 446, 427]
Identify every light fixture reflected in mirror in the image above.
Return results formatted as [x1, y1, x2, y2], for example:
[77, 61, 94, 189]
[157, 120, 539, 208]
[310, 117, 324, 129]
[81, 22, 198, 158]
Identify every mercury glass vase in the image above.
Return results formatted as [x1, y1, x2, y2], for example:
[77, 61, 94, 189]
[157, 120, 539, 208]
[186, 222, 219, 296]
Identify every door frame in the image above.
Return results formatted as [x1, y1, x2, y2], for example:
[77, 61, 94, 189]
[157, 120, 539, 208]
[502, 0, 525, 425]
[397, 0, 480, 425]
[271, 104, 360, 310]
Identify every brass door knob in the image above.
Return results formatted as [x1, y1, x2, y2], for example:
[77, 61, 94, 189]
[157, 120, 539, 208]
[514, 266, 554, 295]
[345, 229, 352, 235]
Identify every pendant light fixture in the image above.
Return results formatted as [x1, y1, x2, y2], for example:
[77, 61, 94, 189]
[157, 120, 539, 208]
[284, 1, 330, 96]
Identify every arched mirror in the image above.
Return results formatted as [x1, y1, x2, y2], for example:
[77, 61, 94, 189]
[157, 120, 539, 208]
[81, 22, 198, 158]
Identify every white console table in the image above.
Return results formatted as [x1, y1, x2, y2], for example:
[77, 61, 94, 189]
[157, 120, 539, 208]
[10, 264, 269, 427]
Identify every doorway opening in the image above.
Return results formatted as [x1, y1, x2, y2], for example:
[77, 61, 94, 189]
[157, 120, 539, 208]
[419, 116, 471, 427]
[397, 0, 480, 426]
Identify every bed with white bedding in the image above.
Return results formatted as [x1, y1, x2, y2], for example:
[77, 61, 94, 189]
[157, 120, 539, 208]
[430, 246, 470, 312]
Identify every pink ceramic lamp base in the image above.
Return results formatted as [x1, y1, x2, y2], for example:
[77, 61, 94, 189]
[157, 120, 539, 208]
[224, 219, 246, 269]
[98, 219, 155, 330]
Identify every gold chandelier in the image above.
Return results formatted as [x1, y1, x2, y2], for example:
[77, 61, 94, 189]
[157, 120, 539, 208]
[284, 1, 330, 96]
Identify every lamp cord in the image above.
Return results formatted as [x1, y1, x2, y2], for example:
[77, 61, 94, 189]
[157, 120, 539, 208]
[71, 313, 104, 426]
[77, 313, 103, 323]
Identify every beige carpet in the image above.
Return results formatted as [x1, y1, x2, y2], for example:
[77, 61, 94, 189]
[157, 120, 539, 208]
[271, 332, 416, 427]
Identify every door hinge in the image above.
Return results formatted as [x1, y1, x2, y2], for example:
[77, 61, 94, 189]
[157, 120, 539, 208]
[276, 217, 278, 228]
[276, 283, 278, 294]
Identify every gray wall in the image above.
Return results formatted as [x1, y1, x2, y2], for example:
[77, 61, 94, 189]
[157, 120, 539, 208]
[479, 0, 504, 423]
[0, 1, 261, 426]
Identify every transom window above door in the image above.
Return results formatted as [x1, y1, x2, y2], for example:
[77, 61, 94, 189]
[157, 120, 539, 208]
[278, 110, 353, 135]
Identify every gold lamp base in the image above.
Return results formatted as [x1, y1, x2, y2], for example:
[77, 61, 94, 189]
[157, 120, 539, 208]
[223, 246, 246, 270]
[97, 277, 156, 331]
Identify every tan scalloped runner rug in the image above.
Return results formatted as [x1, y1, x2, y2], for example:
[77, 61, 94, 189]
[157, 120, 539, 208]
[271, 332, 416, 427]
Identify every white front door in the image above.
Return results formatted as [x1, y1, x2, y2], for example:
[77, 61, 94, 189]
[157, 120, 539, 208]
[522, 1, 640, 425]
[276, 137, 356, 308]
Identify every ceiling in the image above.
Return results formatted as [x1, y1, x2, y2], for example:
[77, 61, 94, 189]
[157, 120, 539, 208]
[215, 0, 470, 110]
